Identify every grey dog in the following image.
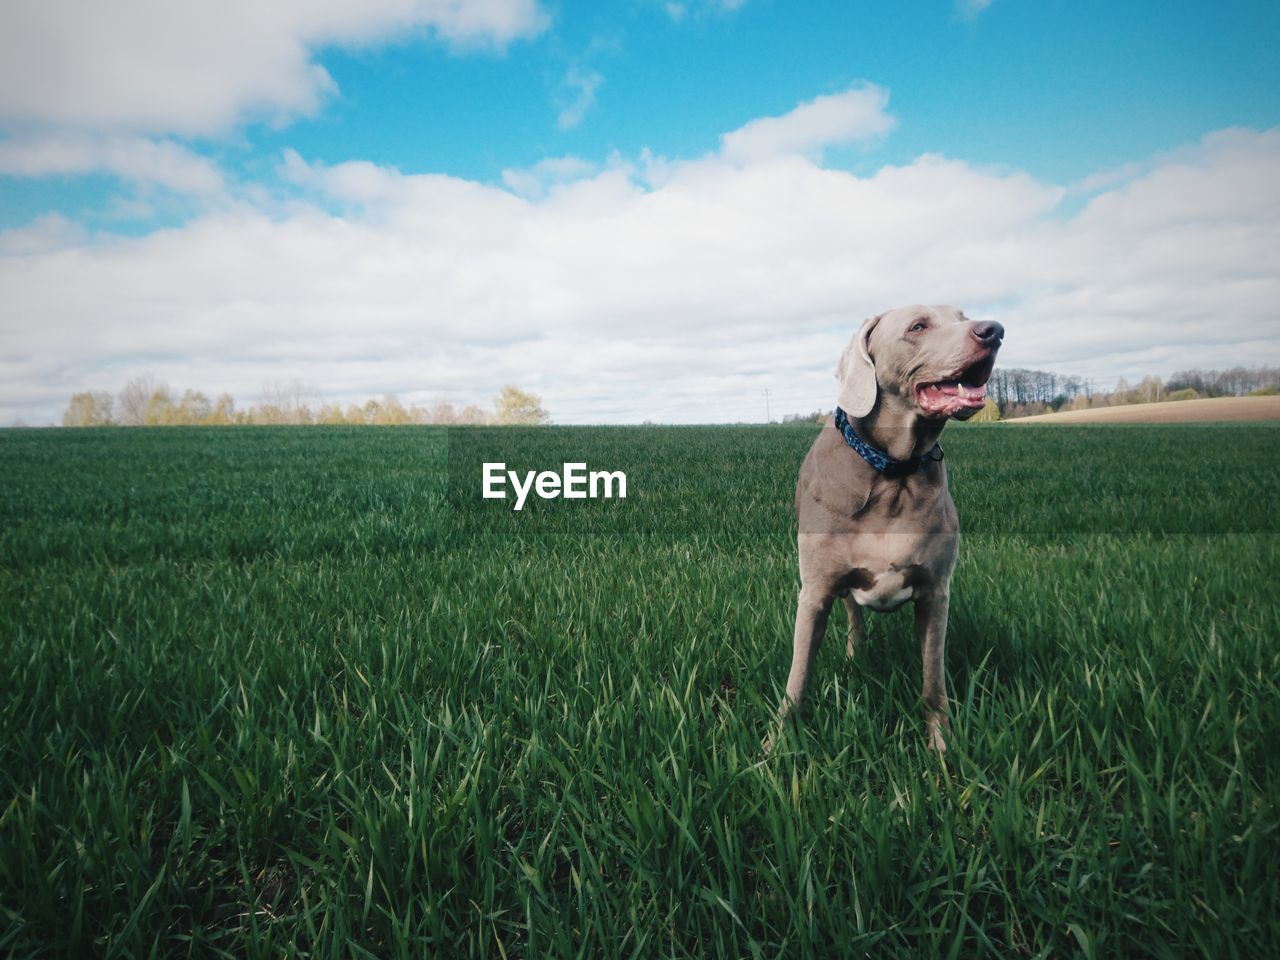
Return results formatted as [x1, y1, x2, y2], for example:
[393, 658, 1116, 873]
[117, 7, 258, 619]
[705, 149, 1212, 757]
[770, 305, 1004, 752]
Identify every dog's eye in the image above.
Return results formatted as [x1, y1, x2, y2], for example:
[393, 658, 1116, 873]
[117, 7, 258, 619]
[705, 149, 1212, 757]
[910, 320, 928, 332]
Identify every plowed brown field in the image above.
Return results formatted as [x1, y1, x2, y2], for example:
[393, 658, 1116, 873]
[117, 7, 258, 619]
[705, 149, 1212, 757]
[1007, 394, 1280, 423]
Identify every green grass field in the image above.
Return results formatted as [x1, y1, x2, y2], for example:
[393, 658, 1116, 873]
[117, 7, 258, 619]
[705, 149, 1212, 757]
[2, 423, 1278, 958]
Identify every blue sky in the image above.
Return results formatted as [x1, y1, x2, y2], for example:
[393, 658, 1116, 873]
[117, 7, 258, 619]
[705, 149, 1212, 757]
[8, 0, 1279, 218]
[293, 0, 1273, 182]
[1, 0, 1278, 424]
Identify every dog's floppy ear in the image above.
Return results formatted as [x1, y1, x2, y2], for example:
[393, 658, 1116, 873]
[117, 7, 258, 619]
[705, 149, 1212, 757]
[835, 313, 881, 418]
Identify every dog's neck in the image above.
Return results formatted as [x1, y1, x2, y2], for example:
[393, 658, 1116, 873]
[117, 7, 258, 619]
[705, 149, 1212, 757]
[853, 398, 946, 464]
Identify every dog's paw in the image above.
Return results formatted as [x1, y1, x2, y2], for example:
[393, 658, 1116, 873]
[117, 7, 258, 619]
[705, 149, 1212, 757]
[926, 717, 948, 754]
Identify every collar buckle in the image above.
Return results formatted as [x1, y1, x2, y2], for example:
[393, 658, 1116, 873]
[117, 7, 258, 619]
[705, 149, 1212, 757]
[879, 457, 920, 479]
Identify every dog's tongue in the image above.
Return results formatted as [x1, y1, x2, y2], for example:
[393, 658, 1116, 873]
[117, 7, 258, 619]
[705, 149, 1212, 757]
[918, 381, 986, 417]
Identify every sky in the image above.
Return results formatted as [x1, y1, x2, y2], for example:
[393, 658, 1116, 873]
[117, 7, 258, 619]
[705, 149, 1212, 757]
[1, 0, 1278, 425]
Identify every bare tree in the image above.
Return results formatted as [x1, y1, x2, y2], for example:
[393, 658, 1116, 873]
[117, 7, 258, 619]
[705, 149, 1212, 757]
[360, 398, 383, 424]
[315, 403, 347, 425]
[177, 390, 212, 424]
[116, 376, 157, 426]
[210, 393, 236, 424]
[456, 404, 489, 425]
[429, 401, 457, 425]
[257, 380, 316, 425]
[377, 394, 410, 425]
[62, 391, 113, 427]
[492, 385, 549, 425]
[1136, 375, 1163, 404]
[144, 384, 177, 424]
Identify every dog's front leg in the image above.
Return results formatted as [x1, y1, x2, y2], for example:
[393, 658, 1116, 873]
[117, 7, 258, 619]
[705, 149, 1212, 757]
[914, 590, 950, 752]
[842, 595, 866, 658]
[765, 585, 834, 753]
[785, 584, 835, 713]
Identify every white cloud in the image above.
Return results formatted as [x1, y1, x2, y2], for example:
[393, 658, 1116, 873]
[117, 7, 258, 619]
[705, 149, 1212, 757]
[719, 84, 897, 164]
[2, 119, 1278, 425]
[502, 155, 598, 198]
[0, 0, 549, 136]
[1066, 160, 1146, 197]
[0, 134, 224, 194]
[0, 213, 86, 256]
[664, 0, 748, 22]
[556, 67, 604, 131]
[956, 0, 993, 20]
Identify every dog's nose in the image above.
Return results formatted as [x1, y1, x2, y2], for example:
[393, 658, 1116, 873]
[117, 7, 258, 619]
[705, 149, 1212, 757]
[971, 321, 1004, 345]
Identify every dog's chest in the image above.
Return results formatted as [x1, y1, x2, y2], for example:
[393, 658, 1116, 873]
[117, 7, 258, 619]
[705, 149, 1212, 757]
[835, 563, 924, 612]
[831, 532, 954, 612]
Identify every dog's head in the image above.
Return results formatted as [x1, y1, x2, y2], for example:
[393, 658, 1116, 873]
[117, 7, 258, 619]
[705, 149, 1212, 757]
[836, 305, 1003, 422]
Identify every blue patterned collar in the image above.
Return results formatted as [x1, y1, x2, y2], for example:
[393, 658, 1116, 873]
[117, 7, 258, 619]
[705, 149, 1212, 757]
[833, 406, 941, 479]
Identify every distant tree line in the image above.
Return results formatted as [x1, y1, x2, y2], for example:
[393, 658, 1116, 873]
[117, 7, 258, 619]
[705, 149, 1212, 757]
[62, 378, 549, 427]
[780, 365, 1279, 423]
[987, 368, 1092, 412]
[988, 365, 1279, 419]
[1164, 366, 1280, 398]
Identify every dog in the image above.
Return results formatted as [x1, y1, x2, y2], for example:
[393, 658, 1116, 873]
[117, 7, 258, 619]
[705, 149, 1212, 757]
[770, 305, 1003, 752]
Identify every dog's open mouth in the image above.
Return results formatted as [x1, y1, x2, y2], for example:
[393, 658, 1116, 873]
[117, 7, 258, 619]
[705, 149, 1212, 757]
[916, 353, 997, 418]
